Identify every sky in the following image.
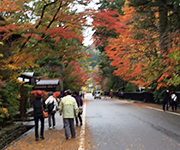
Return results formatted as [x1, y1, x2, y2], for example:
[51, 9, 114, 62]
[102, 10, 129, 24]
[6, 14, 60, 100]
[75, 0, 100, 46]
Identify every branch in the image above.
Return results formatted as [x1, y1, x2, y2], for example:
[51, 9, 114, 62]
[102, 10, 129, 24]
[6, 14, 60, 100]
[20, 0, 58, 51]
[41, 1, 63, 38]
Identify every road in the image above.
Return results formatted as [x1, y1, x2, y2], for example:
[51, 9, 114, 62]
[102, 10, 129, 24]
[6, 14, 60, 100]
[84, 93, 180, 150]
[3, 93, 180, 150]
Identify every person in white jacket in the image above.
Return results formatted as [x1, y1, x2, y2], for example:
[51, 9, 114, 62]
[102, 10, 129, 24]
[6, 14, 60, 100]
[45, 92, 58, 129]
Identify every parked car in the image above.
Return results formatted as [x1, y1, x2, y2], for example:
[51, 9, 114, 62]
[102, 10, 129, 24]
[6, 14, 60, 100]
[94, 91, 101, 99]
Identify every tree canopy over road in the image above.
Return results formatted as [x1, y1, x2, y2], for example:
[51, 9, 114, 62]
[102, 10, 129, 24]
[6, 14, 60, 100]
[92, 0, 180, 90]
[0, 0, 180, 127]
[0, 0, 92, 126]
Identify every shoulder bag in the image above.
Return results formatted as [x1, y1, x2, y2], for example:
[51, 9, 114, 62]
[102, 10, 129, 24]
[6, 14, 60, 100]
[41, 99, 49, 118]
[78, 99, 83, 114]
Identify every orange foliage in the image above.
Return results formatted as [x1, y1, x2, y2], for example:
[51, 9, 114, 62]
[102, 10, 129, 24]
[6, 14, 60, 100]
[91, 70, 104, 84]
[70, 61, 89, 86]
[105, 0, 141, 81]
[93, 0, 180, 89]
[0, 0, 89, 83]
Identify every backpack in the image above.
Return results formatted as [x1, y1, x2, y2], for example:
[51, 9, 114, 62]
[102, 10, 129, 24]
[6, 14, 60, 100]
[48, 101, 54, 113]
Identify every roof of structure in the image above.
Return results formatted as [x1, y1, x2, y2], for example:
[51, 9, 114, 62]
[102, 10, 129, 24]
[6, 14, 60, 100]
[18, 72, 35, 82]
[36, 79, 59, 85]
[21, 72, 34, 77]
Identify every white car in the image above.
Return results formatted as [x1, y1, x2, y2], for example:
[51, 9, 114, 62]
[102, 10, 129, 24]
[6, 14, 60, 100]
[94, 91, 101, 99]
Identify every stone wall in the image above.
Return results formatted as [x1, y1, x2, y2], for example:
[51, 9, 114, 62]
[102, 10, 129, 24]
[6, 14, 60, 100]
[0, 123, 27, 149]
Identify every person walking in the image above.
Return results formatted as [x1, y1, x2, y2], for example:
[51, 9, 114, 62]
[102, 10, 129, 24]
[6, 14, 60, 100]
[170, 90, 178, 112]
[59, 89, 78, 140]
[73, 91, 83, 126]
[104, 91, 108, 100]
[45, 91, 58, 129]
[161, 88, 170, 111]
[118, 89, 121, 99]
[120, 90, 124, 99]
[57, 91, 64, 104]
[32, 90, 45, 141]
[110, 90, 113, 99]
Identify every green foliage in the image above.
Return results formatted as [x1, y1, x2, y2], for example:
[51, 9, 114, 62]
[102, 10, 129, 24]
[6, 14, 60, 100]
[87, 53, 100, 68]
[153, 88, 163, 103]
[34, 69, 43, 78]
[46, 72, 59, 78]
[111, 76, 126, 91]
[125, 82, 133, 92]
[99, 52, 114, 78]
[99, 0, 125, 14]
[24, 84, 33, 109]
[37, 55, 61, 67]
[0, 82, 20, 127]
[168, 49, 180, 61]
[98, 52, 126, 91]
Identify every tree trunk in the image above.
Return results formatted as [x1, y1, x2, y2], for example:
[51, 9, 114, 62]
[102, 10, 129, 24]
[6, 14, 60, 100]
[158, 0, 168, 53]
[20, 84, 26, 120]
[58, 65, 63, 91]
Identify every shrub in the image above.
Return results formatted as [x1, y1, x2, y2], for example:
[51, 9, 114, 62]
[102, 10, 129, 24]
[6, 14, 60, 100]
[153, 88, 163, 103]
[0, 107, 9, 120]
[0, 82, 20, 127]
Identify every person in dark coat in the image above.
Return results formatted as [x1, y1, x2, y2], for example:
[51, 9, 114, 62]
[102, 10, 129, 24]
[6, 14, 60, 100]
[33, 90, 46, 141]
[161, 88, 170, 111]
[73, 91, 83, 126]
[57, 91, 64, 104]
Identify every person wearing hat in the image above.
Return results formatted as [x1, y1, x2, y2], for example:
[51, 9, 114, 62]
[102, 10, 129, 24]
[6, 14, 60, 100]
[45, 91, 58, 129]
[59, 89, 78, 139]
[32, 90, 45, 141]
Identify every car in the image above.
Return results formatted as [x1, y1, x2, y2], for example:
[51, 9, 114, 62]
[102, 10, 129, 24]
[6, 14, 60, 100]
[94, 91, 101, 99]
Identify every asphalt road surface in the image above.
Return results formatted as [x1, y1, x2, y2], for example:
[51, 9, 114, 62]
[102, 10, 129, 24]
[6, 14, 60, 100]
[84, 93, 180, 150]
[3, 93, 180, 150]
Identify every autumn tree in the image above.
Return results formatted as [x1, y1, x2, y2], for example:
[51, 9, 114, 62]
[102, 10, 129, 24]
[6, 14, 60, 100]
[128, 0, 180, 89]
[93, 0, 180, 91]
[0, 0, 92, 122]
[91, 0, 126, 91]
[63, 61, 89, 90]
[0, 0, 91, 80]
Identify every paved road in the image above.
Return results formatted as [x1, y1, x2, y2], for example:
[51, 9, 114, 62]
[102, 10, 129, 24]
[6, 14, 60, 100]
[85, 93, 180, 150]
[3, 93, 180, 150]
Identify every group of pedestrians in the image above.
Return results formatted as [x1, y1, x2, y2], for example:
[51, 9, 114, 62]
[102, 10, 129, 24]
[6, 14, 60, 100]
[32, 89, 83, 141]
[101, 90, 113, 100]
[161, 88, 178, 112]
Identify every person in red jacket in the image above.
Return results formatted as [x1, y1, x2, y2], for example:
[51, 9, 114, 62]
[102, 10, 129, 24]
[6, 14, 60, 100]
[110, 90, 113, 99]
